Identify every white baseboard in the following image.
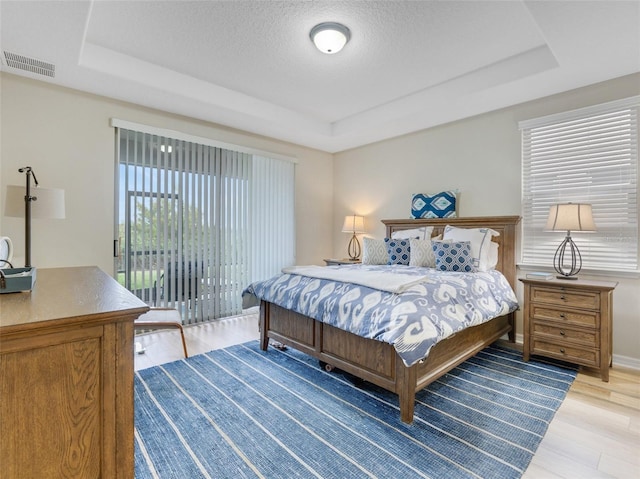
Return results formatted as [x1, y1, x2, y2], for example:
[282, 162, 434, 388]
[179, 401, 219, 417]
[612, 354, 640, 371]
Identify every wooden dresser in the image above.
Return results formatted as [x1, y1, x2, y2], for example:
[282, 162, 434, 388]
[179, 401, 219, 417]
[520, 277, 617, 381]
[0, 266, 149, 478]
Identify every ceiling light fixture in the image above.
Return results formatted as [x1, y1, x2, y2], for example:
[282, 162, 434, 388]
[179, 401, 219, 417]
[310, 22, 351, 54]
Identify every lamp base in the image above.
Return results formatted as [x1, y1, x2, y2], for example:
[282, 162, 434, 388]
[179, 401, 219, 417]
[553, 234, 582, 280]
[347, 234, 361, 261]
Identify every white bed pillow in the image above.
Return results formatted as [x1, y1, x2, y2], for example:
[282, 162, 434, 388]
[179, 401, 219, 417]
[409, 238, 436, 268]
[442, 226, 499, 272]
[391, 226, 434, 241]
[361, 237, 388, 265]
[487, 242, 499, 270]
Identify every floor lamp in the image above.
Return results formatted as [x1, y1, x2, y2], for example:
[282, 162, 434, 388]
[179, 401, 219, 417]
[4, 167, 65, 268]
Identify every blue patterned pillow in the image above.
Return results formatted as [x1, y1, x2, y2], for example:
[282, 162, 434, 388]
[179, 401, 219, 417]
[432, 241, 477, 272]
[411, 191, 457, 219]
[384, 238, 411, 265]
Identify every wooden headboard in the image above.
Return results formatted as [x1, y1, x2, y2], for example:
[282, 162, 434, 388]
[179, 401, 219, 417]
[382, 216, 521, 289]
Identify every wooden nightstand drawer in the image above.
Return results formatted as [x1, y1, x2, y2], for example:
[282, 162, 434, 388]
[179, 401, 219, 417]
[520, 277, 617, 382]
[532, 323, 598, 346]
[531, 286, 600, 310]
[531, 340, 599, 367]
[530, 305, 599, 328]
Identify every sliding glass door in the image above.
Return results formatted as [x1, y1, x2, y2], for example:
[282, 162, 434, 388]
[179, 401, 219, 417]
[115, 126, 295, 324]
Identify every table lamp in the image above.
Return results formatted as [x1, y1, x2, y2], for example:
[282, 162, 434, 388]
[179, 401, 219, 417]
[545, 203, 596, 279]
[341, 215, 365, 261]
[4, 167, 65, 267]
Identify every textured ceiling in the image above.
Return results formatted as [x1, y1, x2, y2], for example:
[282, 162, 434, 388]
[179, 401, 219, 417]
[1, 1, 639, 153]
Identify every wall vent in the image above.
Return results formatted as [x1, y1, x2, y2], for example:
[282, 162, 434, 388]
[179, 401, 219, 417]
[3, 51, 55, 78]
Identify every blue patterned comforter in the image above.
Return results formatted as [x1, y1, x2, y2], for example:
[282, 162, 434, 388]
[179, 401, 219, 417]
[242, 265, 519, 367]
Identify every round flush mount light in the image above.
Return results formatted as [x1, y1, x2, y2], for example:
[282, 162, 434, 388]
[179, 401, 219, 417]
[310, 22, 351, 54]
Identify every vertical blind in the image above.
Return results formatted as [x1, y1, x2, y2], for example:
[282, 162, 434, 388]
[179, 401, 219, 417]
[115, 127, 295, 323]
[250, 156, 296, 282]
[520, 96, 639, 272]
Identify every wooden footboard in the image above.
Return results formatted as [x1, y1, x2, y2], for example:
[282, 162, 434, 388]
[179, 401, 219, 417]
[260, 300, 513, 423]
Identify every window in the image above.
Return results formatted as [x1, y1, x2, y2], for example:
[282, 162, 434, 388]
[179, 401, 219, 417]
[520, 96, 639, 273]
[113, 120, 295, 323]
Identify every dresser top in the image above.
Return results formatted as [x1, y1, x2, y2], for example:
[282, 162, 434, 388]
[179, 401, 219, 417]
[0, 266, 148, 330]
[519, 276, 618, 290]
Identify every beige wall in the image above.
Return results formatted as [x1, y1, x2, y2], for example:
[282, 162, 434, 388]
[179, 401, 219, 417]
[333, 73, 640, 366]
[0, 73, 333, 275]
[2, 71, 638, 365]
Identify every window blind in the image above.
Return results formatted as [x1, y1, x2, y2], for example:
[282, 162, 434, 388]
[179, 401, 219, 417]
[249, 156, 296, 282]
[520, 96, 639, 273]
[116, 127, 295, 323]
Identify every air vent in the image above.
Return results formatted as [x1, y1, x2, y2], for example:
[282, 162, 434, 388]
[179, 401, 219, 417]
[3, 51, 55, 78]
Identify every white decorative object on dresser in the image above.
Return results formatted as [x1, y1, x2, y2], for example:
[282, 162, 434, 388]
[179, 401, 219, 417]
[0, 236, 13, 268]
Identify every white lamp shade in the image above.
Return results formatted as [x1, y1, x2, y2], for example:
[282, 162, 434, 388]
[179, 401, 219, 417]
[4, 185, 66, 219]
[310, 22, 351, 54]
[342, 215, 365, 234]
[545, 203, 596, 232]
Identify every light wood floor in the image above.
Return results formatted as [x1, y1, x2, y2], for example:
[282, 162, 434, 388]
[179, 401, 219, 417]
[134, 313, 640, 479]
[133, 308, 261, 370]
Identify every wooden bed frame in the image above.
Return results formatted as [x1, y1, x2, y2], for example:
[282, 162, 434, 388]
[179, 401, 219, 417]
[259, 216, 520, 423]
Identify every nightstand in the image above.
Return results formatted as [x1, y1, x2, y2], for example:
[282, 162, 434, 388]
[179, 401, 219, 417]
[323, 258, 361, 266]
[520, 277, 617, 381]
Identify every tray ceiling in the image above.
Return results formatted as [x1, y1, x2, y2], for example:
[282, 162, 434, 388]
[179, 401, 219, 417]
[1, 1, 638, 153]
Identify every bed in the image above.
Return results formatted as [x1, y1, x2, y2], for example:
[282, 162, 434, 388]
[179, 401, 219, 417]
[248, 216, 520, 423]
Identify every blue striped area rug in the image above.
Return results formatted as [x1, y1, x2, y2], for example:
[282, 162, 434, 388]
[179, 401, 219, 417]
[134, 341, 577, 479]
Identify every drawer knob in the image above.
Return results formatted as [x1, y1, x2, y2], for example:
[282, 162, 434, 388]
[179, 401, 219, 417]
[559, 313, 566, 319]
[560, 295, 567, 301]
[560, 348, 566, 354]
[560, 330, 566, 336]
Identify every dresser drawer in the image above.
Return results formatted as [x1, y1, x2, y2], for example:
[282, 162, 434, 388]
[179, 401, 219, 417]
[531, 340, 599, 367]
[530, 304, 600, 328]
[531, 286, 600, 310]
[532, 323, 598, 346]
